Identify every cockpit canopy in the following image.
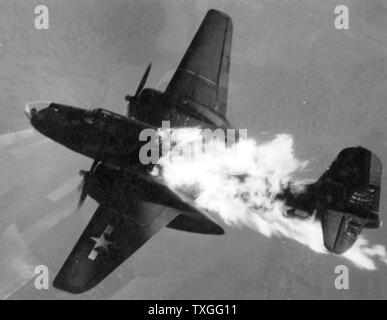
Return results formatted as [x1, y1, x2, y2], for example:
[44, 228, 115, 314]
[48, 104, 128, 124]
[49, 103, 88, 121]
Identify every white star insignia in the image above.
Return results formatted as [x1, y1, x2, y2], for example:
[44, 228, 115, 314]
[88, 225, 114, 261]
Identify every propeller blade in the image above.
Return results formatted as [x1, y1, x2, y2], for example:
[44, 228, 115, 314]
[134, 63, 152, 98]
[77, 160, 99, 209]
[78, 183, 88, 209]
[77, 175, 84, 193]
[90, 159, 99, 173]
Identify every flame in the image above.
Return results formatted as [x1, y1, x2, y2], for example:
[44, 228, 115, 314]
[153, 127, 387, 270]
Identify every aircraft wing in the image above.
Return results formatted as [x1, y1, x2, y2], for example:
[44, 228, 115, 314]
[164, 9, 233, 122]
[53, 203, 178, 294]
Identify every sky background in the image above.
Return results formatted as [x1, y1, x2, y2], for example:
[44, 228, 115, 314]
[0, 0, 387, 299]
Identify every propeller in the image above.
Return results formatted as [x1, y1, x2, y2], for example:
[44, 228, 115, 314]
[77, 159, 99, 209]
[75, 64, 153, 207]
[125, 63, 152, 115]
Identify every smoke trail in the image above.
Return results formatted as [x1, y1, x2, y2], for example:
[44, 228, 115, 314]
[153, 127, 387, 270]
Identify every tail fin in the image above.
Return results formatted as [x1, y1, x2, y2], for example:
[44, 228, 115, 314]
[283, 147, 383, 254]
[316, 147, 382, 254]
[316, 147, 381, 213]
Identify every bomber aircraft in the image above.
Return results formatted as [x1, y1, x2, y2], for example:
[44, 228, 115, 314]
[24, 9, 383, 293]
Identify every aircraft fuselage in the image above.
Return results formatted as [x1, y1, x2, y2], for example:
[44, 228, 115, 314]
[26, 102, 158, 170]
[24, 99, 227, 236]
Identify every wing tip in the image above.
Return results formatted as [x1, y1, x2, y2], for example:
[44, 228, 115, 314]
[206, 9, 233, 30]
[53, 269, 100, 294]
[53, 275, 93, 294]
[207, 9, 232, 21]
[53, 279, 84, 294]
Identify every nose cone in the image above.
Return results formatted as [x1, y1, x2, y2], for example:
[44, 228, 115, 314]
[25, 101, 51, 120]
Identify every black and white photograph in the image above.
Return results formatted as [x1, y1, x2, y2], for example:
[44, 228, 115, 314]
[0, 0, 387, 303]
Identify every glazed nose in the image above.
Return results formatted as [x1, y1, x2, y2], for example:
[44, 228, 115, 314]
[25, 102, 51, 120]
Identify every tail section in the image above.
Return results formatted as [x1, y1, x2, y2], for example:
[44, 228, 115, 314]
[318, 147, 382, 254]
[284, 147, 383, 254]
